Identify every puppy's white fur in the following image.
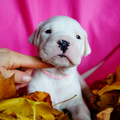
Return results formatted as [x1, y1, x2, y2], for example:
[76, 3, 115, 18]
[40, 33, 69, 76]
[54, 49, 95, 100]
[28, 16, 92, 120]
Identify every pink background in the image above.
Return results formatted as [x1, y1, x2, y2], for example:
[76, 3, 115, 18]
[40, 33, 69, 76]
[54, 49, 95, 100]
[0, 0, 120, 86]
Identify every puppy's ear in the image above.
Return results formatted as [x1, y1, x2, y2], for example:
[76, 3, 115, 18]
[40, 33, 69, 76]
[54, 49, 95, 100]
[28, 22, 44, 47]
[83, 31, 91, 56]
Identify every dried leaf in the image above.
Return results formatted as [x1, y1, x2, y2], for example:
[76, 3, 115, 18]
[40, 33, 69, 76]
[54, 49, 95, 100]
[91, 65, 120, 111]
[96, 103, 120, 120]
[103, 73, 116, 85]
[91, 94, 101, 110]
[0, 72, 16, 100]
[96, 108, 114, 120]
[24, 91, 52, 106]
[90, 80, 107, 91]
[97, 91, 120, 110]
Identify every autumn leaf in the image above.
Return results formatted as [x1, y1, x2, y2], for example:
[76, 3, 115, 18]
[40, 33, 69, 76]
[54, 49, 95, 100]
[0, 95, 70, 120]
[91, 65, 120, 110]
[0, 72, 16, 100]
[24, 91, 52, 106]
[97, 91, 120, 110]
[96, 103, 120, 120]
[96, 108, 114, 120]
[90, 80, 107, 91]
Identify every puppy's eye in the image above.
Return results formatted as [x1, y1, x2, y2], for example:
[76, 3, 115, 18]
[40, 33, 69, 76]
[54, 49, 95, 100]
[45, 29, 52, 34]
[76, 35, 81, 39]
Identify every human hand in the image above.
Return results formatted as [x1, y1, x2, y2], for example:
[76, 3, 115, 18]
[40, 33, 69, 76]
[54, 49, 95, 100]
[0, 48, 53, 90]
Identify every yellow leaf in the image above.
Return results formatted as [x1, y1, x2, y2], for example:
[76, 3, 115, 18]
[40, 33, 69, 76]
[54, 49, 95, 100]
[92, 90, 99, 94]
[0, 113, 17, 120]
[35, 102, 55, 120]
[0, 97, 70, 120]
[104, 73, 115, 85]
[98, 82, 120, 96]
[97, 91, 119, 110]
[0, 98, 34, 120]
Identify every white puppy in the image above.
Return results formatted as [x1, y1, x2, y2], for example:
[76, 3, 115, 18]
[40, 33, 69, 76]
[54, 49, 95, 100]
[28, 16, 92, 120]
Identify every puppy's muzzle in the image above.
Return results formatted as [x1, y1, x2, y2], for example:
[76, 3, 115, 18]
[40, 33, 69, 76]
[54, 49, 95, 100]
[58, 40, 70, 53]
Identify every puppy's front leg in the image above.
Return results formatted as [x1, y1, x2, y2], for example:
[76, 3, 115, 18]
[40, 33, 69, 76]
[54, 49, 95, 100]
[78, 73, 93, 102]
[69, 103, 91, 120]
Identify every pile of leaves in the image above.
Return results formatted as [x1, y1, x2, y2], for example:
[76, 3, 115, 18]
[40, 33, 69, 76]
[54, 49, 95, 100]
[0, 72, 70, 120]
[90, 65, 120, 120]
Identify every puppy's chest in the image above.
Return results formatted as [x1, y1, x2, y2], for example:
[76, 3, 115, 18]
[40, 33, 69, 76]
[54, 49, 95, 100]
[29, 70, 67, 90]
[28, 69, 81, 107]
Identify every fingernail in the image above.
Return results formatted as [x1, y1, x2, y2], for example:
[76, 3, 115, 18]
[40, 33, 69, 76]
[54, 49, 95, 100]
[22, 75, 31, 82]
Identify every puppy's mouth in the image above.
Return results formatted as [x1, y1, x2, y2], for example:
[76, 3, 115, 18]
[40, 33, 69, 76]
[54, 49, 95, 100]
[58, 54, 66, 58]
[40, 54, 74, 67]
[58, 54, 73, 65]
[39, 54, 67, 62]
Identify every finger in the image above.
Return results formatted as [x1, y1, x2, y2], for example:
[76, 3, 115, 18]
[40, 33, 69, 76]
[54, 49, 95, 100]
[15, 83, 28, 90]
[14, 70, 32, 83]
[0, 67, 32, 83]
[16, 55, 54, 69]
[0, 48, 54, 69]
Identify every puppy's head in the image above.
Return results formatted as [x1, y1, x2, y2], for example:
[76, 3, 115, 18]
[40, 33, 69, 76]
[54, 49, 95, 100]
[28, 16, 91, 68]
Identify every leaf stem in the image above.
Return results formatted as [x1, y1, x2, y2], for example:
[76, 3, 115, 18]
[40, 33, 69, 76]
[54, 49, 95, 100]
[53, 94, 77, 107]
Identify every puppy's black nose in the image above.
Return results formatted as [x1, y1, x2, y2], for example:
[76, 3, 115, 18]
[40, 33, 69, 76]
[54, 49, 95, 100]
[58, 40, 70, 53]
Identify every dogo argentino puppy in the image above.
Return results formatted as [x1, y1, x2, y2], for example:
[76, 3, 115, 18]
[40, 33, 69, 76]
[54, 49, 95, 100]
[28, 16, 92, 120]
